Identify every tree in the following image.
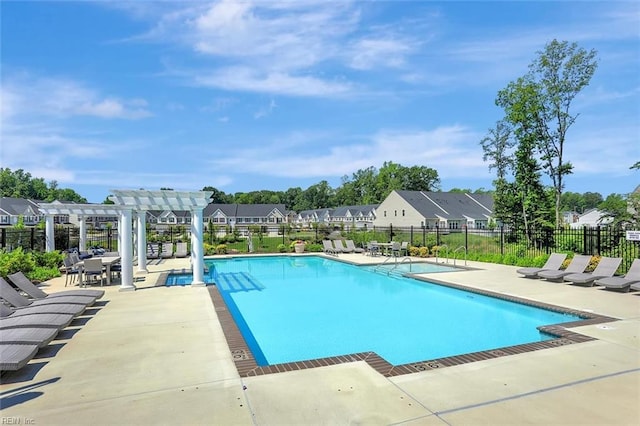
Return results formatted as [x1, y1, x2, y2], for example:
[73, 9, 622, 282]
[529, 40, 598, 225]
[493, 40, 597, 227]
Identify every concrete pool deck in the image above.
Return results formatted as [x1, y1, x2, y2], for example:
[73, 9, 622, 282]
[1, 254, 639, 425]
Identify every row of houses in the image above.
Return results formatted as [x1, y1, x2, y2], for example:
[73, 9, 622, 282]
[0, 191, 619, 232]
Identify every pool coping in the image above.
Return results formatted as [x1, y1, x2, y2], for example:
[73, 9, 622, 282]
[206, 265, 619, 378]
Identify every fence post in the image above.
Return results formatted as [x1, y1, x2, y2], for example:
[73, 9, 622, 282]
[596, 226, 602, 255]
[500, 225, 504, 256]
[1, 228, 5, 249]
[389, 224, 393, 242]
[464, 225, 468, 250]
[436, 224, 440, 246]
[422, 226, 426, 247]
[30, 228, 35, 250]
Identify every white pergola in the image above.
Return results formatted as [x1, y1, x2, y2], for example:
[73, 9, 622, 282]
[39, 189, 212, 291]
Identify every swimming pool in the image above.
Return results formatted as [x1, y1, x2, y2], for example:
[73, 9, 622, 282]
[361, 261, 460, 275]
[209, 256, 581, 366]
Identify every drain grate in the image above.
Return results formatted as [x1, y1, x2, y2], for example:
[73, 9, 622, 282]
[411, 361, 443, 371]
[231, 349, 249, 360]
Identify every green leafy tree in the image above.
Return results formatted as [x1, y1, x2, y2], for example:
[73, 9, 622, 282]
[492, 40, 597, 227]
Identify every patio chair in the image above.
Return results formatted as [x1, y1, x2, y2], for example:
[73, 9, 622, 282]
[563, 256, 622, 287]
[8, 271, 103, 301]
[334, 239, 350, 253]
[0, 304, 75, 330]
[1, 327, 58, 347]
[390, 242, 401, 257]
[366, 241, 379, 256]
[516, 253, 568, 279]
[322, 240, 339, 256]
[0, 278, 87, 317]
[598, 259, 640, 292]
[175, 242, 188, 258]
[537, 255, 592, 282]
[400, 241, 409, 256]
[0, 344, 39, 371]
[82, 258, 106, 287]
[345, 240, 364, 253]
[62, 255, 80, 286]
[161, 242, 174, 258]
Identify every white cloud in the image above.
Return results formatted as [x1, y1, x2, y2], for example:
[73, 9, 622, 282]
[2, 74, 151, 120]
[194, 67, 353, 97]
[207, 125, 490, 180]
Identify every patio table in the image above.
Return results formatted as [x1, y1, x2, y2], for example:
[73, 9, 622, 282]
[75, 256, 121, 286]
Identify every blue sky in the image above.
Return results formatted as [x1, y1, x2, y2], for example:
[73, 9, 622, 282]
[1, 1, 638, 203]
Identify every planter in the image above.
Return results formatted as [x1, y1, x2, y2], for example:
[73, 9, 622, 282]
[294, 243, 305, 253]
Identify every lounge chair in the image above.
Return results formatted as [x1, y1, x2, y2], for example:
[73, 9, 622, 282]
[8, 271, 103, 301]
[147, 243, 160, 259]
[537, 255, 592, 282]
[597, 259, 640, 292]
[0, 344, 39, 371]
[517, 253, 568, 279]
[1, 278, 93, 309]
[1, 278, 87, 317]
[2, 327, 58, 347]
[334, 239, 350, 253]
[568, 256, 621, 287]
[345, 240, 364, 253]
[175, 242, 188, 258]
[161, 242, 174, 258]
[563, 256, 622, 287]
[322, 240, 339, 256]
[0, 304, 74, 330]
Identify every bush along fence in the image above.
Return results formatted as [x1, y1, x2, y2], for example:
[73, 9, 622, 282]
[1, 224, 638, 273]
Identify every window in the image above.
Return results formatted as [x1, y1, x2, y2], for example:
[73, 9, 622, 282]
[394, 210, 397, 217]
[402, 210, 405, 216]
[384, 211, 387, 217]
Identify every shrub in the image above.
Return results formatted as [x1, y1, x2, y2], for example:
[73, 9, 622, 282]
[28, 266, 61, 282]
[32, 250, 65, 269]
[418, 247, 429, 257]
[306, 243, 323, 252]
[203, 243, 216, 255]
[277, 243, 287, 253]
[216, 244, 228, 254]
[0, 248, 37, 277]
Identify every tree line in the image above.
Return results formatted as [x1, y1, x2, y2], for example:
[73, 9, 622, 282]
[0, 168, 87, 203]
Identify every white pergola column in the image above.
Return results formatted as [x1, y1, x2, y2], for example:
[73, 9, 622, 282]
[45, 215, 55, 252]
[137, 210, 148, 273]
[79, 217, 86, 251]
[119, 208, 135, 291]
[191, 208, 205, 286]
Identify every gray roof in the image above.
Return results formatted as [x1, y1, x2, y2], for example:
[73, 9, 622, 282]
[0, 197, 42, 216]
[203, 204, 287, 218]
[395, 191, 493, 220]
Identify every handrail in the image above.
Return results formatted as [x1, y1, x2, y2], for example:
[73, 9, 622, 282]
[400, 256, 412, 272]
[434, 244, 449, 264]
[373, 256, 395, 272]
[453, 246, 467, 266]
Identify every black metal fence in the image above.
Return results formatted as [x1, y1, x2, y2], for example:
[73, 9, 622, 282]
[2, 224, 638, 273]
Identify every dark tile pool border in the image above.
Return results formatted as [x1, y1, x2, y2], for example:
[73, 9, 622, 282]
[207, 274, 618, 378]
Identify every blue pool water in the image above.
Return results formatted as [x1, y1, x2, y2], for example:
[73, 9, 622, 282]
[361, 262, 460, 274]
[208, 256, 580, 366]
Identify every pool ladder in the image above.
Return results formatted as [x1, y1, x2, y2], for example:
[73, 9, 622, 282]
[434, 245, 467, 266]
[373, 255, 412, 276]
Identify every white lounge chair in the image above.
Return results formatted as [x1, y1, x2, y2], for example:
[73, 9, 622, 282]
[322, 240, 339, 256]
[333, 239, 350, 253]
[175, 242, 188, 258]
[345, 240, 364, 253]
[161, 242, 174, 258]
[597, 259, 640, 292]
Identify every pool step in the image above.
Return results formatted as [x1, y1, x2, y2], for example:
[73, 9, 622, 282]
[215, 272, 265, 293]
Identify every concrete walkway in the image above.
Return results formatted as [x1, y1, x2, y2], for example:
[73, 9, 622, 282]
[1, 255, 638, 425]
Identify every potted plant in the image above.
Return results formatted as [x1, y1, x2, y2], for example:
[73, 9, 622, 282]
[292, 240, 305, 253]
